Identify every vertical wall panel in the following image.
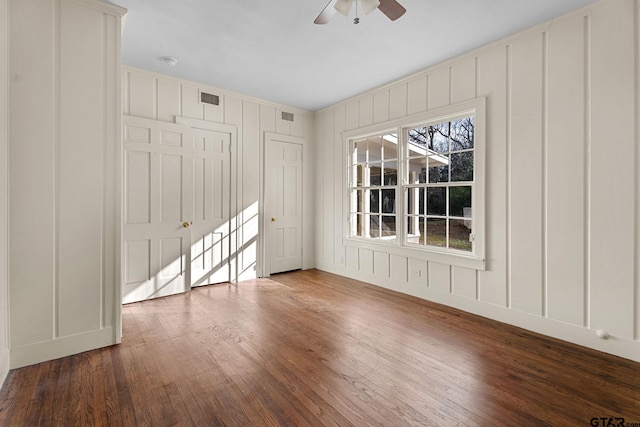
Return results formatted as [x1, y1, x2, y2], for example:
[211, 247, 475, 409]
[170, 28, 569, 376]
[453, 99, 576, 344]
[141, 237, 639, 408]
[242, 100, 260, 208]
[0, 0, 9, 381]
[292, 110, 306, 138]
[373, 90, 390, 124]
[429, 262, 451, 293]
[129, 71, 154, 119]
[181, 83, 203, 120]
[260, 105, 277, 133]
[408, 258, 428, 287]
[589, 0, 636, 338]
[345, 101, 359, 130]
[452, 267, 477, 300]
[428, 67, 450, 108]
[322, 112, 335, 264]
[334, 106, 347, 265]
[451, 58, 476, 103]
[9, 0, 56, 347]
[373, 251, 390, 278]
[389, 83, 407, 119]
[203, 101, 223, 123]
[157, 79, 180, 122]
[358, 95, 374, 128]
[407, 75, 428, 115]
[359, 249, 374, 275]
[477, 46, 509, 307]
[509, 34, 544, 315]
[346, 246, 359, 270]
[546, 16, 586, 325]
[315, 111, 326, 264]
[390, 254, 408, 283]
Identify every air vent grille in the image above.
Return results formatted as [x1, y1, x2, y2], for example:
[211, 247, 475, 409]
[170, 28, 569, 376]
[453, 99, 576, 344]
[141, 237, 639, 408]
[200, 92, 220, 106]
[282, 111, 294, 122]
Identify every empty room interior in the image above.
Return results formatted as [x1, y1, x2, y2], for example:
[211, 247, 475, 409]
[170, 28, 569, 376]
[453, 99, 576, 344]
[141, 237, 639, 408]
[0, 0, 639, 425]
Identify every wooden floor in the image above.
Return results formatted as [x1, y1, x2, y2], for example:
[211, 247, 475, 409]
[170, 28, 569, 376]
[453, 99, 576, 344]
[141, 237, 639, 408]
[1, 270, 639, 426]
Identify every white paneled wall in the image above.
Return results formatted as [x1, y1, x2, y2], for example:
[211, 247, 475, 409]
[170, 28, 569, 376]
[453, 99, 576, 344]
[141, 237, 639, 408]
[0, 0, 9, 385]
[123, 66, 315, 281]
[315, 0, 640, 362]
[8, 0, 125, 368]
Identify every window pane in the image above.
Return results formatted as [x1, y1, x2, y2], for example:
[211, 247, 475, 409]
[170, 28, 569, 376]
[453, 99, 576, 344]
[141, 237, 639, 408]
[426, 187, 446, 216]
[408, 127, 428, 146]
[428, 155, 449, 183]
[370, 165, 382, 186]
[406, 215, 421, 244]
[368, 137, 382, 162]
[450, 117, 474, 151]
[353, 214, 365, 237]
[407, 157, 427, 184]
[354, 139, 367, 163]
[383, 164, 398, 185]
[381, 189, 396, 214]
[451, 151, 474, 182]
[370, 189, 380, 213]
[449, 186, 472, 217]
[369, 215, 380, 238]
[381, 215, 396, 238]
[406, 187, 424, 216]
[355, 164, 365, 187]
[426, 218, 446, 248]
[383, 134, 398, 160]
[350, 190, 362, 213]
[429, 125, 449, 153]
[450, 219, 472, 252]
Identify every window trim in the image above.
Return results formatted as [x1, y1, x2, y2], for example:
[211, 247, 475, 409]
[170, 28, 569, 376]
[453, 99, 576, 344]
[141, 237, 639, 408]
[343, 97, 486, 271]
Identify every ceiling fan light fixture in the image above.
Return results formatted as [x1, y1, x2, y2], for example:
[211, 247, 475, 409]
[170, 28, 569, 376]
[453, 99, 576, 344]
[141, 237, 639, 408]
[360, 0, 381, 15]
[334, 0, 353, 17]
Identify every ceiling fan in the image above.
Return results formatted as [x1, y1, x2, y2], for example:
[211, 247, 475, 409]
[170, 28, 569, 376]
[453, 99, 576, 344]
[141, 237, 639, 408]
[314, 0, 406, 25]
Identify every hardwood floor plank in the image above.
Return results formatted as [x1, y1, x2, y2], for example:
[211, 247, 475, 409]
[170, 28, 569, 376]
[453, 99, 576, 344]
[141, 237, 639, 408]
[0, 269, 639, 426]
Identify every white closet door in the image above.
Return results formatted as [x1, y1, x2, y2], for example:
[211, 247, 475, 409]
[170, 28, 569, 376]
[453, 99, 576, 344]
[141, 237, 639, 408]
[123, 117, 193, 304]
[189, 128, 231, 287]
[265, 136, 303, 275]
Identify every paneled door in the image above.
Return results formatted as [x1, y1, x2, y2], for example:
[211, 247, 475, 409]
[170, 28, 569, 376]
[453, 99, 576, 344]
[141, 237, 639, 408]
[189, 128, 231, 287]
[123, 117, 233, 303]
[264, 134, 304, 275]
[123, 117, 193, 304]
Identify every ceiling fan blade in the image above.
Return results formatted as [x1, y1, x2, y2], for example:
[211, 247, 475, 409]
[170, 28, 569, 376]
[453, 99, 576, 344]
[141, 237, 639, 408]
[378, 0, 406, 21]
[334, 0, 353, 17]
[360, 0, 381, 15]
[314, 0, 338, 24]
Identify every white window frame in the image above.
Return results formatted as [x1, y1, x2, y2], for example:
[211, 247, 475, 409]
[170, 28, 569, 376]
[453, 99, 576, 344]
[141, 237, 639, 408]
[343, 97, 486, 270]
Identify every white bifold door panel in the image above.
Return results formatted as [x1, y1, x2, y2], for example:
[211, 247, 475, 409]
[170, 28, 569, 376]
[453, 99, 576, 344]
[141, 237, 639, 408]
[264, 135, 304, 275]
[190, 128, 231, 287]
[123, 117, 231, 304]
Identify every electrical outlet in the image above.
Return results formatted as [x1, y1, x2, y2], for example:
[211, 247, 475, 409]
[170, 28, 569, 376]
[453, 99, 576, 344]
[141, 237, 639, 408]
[411, 269, 422, 278]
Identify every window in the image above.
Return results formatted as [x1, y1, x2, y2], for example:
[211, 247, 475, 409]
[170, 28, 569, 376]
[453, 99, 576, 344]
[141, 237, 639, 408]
[349, 133, 399, 241]
[405, 117, 474, 252]
[345, 99, 485, 269]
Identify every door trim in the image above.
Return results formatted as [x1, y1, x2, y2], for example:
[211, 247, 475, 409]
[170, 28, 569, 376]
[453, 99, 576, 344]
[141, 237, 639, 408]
[175, 116, 239, 284]
[260, 132, 307, 277]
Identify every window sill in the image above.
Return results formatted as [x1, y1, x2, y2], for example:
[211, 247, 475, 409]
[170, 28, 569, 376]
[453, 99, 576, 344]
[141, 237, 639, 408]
[343, 237, 486, 271]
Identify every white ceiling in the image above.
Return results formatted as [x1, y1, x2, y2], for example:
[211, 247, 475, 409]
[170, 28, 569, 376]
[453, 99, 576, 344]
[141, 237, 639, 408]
[108, 0, 599, 111]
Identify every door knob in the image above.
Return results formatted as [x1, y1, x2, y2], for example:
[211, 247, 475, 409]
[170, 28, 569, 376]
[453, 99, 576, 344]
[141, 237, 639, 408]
[182, 221, 191, 228]
[271, 217, 277, 222]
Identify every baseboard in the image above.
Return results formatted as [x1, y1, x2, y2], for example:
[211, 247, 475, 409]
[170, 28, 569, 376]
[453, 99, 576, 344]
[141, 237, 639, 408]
[10, 327, 118, 369]
[0, 347, 9, 387]
[320, 266, 640, 364]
